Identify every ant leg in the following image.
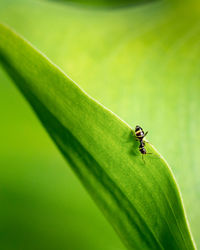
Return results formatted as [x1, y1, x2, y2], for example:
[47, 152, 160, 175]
[144, 140, 151, 145]
[143, 131, 148, 138]
[146, 152, 161, 159]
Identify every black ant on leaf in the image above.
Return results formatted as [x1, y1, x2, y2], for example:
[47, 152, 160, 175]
[135, 125, 152, 163]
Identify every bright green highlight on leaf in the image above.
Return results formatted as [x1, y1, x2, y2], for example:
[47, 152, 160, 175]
[0, 23, 196, 249]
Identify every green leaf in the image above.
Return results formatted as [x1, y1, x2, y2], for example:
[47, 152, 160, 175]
[43, 0, 157, 8]
[0, 22, 196, 249]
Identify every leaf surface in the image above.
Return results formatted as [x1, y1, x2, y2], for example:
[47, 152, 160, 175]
[43, 0, 157, 8]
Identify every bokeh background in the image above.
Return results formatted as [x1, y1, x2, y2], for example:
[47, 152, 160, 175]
[0, 0, 200, 249]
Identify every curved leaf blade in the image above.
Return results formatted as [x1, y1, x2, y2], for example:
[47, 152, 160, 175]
[0, 23, 196, 249]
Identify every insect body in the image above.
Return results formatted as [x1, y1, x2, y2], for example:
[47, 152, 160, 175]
[135, 125, 159, 162]
[139, 140, 146, 155]
[135, 125, 149, 162]
[135, 125, 148, 142]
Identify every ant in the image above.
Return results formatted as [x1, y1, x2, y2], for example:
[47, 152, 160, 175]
[135, 125, 151, 163]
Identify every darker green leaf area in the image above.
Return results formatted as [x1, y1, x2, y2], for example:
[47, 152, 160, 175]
[45, 0, 158, 8]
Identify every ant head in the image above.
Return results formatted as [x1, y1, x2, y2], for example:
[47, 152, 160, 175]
[135, 125, 141, 129]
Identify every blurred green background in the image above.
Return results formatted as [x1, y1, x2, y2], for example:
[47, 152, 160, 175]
[0, 0, 200, 249]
